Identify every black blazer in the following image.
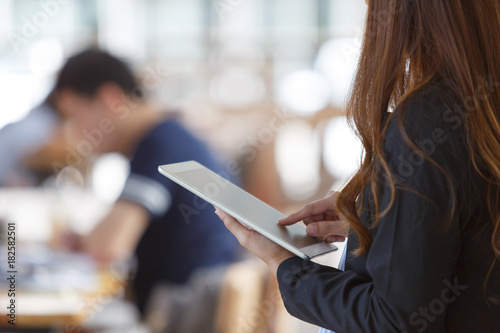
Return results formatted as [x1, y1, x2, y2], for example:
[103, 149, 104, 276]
[277, 83, 500, 332]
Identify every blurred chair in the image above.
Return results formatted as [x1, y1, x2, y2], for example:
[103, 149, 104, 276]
[144, 259, 277, 333]
[144, 264, 230, 333]
[215, 259, 297, 333]
[215, 260, 268, 333]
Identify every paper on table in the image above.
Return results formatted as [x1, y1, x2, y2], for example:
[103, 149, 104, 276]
[0, 293, 85, 315]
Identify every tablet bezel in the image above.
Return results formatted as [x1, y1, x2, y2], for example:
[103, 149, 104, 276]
[158, 161, 338, 259]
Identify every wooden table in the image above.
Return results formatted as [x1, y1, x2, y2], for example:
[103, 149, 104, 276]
[0, 269, 125, 332]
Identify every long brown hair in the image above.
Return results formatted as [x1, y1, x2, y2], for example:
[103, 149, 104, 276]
[337, 0, 500, 277]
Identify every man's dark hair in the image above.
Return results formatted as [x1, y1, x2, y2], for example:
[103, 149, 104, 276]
[56, 49, 142, 98]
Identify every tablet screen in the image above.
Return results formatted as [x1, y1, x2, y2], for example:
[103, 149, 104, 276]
[159, 161, 338, 259]
[174, 168, 318, 249]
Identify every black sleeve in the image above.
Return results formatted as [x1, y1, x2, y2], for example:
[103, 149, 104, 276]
[277, 95, 471, 332]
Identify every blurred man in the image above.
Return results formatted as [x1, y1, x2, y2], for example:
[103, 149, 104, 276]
[55, 49, 240, 315]
[0, 91, 62, 186]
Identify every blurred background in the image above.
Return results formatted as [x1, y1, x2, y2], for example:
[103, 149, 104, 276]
[0, 0, 367, 332]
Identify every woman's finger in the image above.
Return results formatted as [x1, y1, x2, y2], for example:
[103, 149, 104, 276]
[214, 208, 254, 246]
[306, 220, 349, 239]
[303, 213, 327, 225]
[213, 207, 296, 273]
[325, 235, 347, 243]
[280, 198, 334, 226]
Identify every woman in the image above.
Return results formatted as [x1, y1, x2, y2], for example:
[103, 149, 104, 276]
[215, 0, 500, 332]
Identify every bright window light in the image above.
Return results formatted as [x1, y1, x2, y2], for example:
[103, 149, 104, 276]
[275, 120, 320, 200]
[91, 153, 130, 204]
[28, 38, 64, 74]
[323, 116, 363, 181]
[0, 73, 34, 129]
[210, 67, 265, 108]
[277, 70, 331, 116]
[315, 38, 362, 108]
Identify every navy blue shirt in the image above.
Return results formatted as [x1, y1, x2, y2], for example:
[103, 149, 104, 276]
[277, 83, 500, 332]
[119, 118, 240, 313]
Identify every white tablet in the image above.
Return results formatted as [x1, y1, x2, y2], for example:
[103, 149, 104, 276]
[158, 161, 337, 260]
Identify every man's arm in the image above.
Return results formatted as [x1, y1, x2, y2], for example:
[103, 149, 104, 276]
[82, 200, 149, 263]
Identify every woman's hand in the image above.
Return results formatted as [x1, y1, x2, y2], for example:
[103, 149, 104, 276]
[214, 191, 348, 273]
[279, 191, 349, 243]
[214, 207, 296, 274]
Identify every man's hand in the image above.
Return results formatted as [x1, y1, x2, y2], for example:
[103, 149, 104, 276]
[82, 200, 149, 264]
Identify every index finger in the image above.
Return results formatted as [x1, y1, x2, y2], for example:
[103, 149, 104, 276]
[279, 199, 333, 226]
